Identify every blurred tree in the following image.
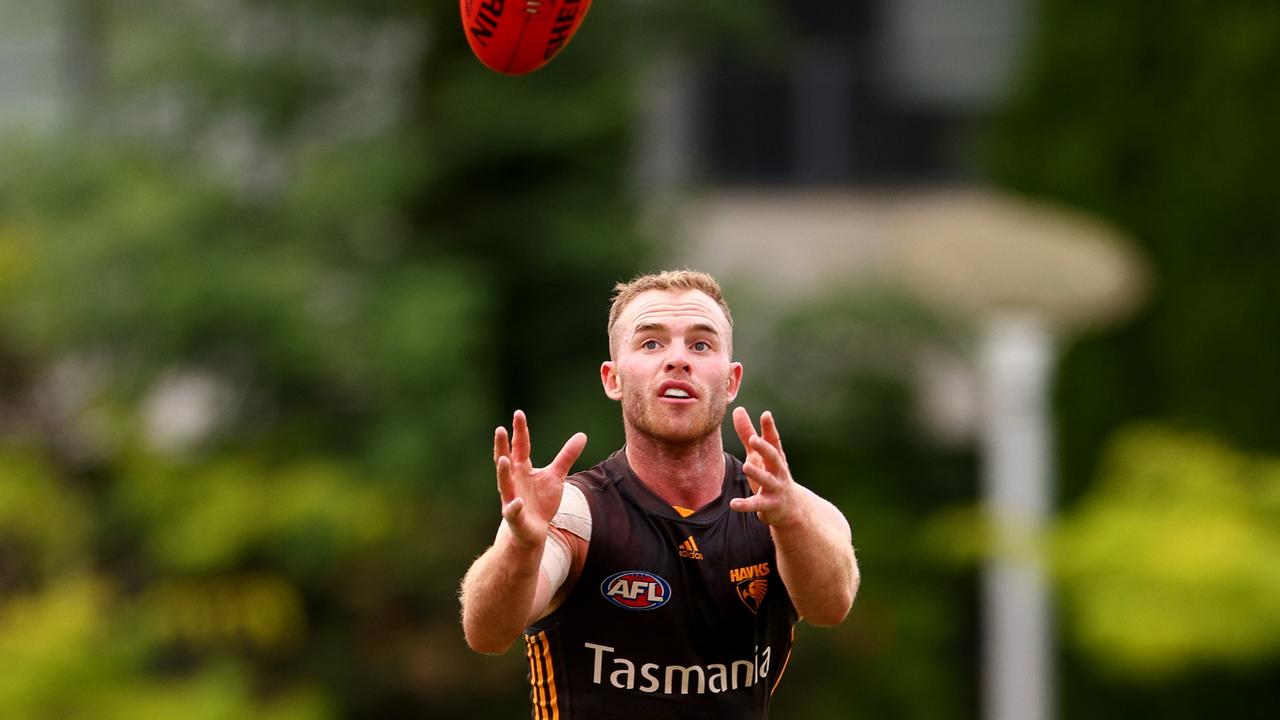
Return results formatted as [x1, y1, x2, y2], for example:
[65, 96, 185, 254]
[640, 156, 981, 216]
[988, 0, 1280, 716]
[989, 0, 1280, 494]
[1055, 426, 1280, 677]
[0, 0, 777, 717]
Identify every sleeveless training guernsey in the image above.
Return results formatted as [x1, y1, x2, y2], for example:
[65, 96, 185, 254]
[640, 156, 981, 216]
[523, 449, 797, 719]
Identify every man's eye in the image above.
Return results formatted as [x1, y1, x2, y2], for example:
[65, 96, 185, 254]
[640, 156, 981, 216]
[642, 340, 660, 350]
[692, 341, 710, 352]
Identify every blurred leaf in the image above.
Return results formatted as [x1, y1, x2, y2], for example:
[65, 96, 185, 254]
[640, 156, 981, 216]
[1055, 425, 1280, 677]
[0, 448, 93, 580]
[118, 453, 398, 575]
[140, 574, 306, 650]
[0, 0, 766, 715]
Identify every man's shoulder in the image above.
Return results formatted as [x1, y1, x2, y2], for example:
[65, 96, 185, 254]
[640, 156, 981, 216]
[567, 449, 627, 494]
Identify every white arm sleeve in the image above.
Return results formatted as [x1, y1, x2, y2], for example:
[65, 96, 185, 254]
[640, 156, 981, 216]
[540, 531, 573, 591]
[542, 483, 591, 590]
[496, 483, 593, 593]
[549, 483, 592, 541]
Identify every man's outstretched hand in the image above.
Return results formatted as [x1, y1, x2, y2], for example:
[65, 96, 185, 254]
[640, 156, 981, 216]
[730, 407, 802, 527]
[730, 407, 858, 625]
[494, 410, 588, 547]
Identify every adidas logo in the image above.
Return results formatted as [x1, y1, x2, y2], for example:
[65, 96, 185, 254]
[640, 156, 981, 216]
[677, 535, 704, 560]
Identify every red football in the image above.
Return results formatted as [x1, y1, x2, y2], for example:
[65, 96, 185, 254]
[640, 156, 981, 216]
[460, 0, 594, 76]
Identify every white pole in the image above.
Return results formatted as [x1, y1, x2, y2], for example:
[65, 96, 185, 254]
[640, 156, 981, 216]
[980, 313, 1054, 720]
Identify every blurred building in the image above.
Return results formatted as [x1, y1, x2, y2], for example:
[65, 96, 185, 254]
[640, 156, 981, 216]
[636, 0, 1028, 190]
[640, 0, 1032, 441]
[687, 0, 1026, 186]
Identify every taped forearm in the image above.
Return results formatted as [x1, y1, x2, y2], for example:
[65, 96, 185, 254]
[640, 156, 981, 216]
[461, 484, 592, 652]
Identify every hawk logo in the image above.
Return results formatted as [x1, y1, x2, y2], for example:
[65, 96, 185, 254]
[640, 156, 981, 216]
[677, 535, 703, 560]
[601, 571, 671, 611]
[729, 562, 771, 613]
[736, 578, 769, 613]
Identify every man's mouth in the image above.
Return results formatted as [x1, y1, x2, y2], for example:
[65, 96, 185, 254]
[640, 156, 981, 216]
[658, 381, 698, 401]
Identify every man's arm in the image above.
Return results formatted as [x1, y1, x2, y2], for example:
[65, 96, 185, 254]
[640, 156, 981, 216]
[730, 408, 859, 626]
[459, 528, 557, 654]
[459, 411, 587, 653]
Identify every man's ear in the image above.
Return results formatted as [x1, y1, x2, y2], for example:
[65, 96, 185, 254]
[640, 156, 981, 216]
[725, 362, 744, 402]
[601, 361, 623, 401]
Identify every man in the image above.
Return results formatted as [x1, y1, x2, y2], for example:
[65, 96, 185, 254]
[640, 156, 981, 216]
[460, 270, 858, 718]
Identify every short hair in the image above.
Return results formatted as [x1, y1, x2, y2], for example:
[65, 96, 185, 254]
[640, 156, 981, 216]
[607, 269, 734, 355]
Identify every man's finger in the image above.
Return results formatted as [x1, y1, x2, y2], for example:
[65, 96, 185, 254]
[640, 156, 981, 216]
[732, 406, 757, 452]
[742, 463, 761, 494]
[749, 435, 785, 476]
[761, 411, 784, 455]
[743, 459, 783, 492]
[497, 455, 516, 503]
[549, 432, 588, 477]
[512, 410, 531, 464]
[494, 426, 510, 465]
[730, 495, 767, 514]
[501, 496, 525, 524]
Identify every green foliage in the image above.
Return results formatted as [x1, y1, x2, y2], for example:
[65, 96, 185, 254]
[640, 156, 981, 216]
[0, 574, 330, 720]
[988, 0, 1280, 713]
[988, 0, 1280, 492]
[116, 454, 397, 574]
[924, 424, 1280, 682]
[1055, 425, 1280, 677]
[0, 450, 92, 581]
[0, 0, 780, 717]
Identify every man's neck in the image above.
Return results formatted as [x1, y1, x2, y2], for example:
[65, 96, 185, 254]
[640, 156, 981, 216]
[623, 427, 726, 511]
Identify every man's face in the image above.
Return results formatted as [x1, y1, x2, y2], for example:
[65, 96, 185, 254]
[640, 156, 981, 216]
[601, 289, 743, 446]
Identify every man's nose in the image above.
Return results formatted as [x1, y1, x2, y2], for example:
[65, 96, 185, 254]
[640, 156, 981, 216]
[664, 344, 692, 373]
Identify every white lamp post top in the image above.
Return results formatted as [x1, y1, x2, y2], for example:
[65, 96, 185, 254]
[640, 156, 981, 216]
[891, 188, 1148, 331]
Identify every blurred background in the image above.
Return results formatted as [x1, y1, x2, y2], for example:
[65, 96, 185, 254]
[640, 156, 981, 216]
[1, 0, 1279, 718]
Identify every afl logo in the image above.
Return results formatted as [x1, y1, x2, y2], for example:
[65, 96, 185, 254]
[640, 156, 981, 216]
[601, 570, 671, 611]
